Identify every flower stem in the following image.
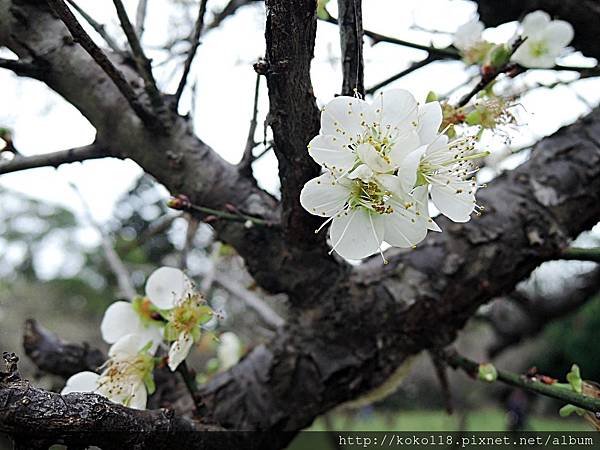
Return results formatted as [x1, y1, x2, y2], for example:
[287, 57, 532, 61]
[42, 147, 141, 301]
[443, 350, 600, 413]
[177, 360, 205, 413]
[560, 247, 600, 263]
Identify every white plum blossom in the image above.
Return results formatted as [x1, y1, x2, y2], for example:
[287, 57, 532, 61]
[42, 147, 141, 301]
[453, 17, 485, 52]
[300, 90, 446, 260]
[61, 333, 155, 409]
[511, 11, 574, 68]
[145, 266, 213, 371]
[100, 299, 163, 352]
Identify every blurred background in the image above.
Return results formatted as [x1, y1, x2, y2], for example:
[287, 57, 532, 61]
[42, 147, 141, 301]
[1, 0, 599, 438]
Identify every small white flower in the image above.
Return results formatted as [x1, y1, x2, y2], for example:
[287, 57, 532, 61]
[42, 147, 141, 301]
[453, 17, 485, 52]
[308, 90, 442, 176]
[145, 267, 212, 371]
[403, 135, 486, 223]
[300, 170, 428, 260]
[61, 333, 155, 410]
[217, 332, 242, 371]
[100, 300, 163, 352]
[511, 10, 574, 69]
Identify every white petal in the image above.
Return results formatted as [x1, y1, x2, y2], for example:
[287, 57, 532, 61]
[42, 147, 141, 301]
[543, 21, 574, 48]
[512, 43, 555, 68]
[376, 174, 407, 198]
[412, 185, 441, 232]
[128, 382, 148, 410]
[348, 164, 374, 182]
[109, 333, 149, 359]
[168, 331, 194, 371]
[521, 10, 551, 38]
[417, 102, 443, 144]
[307, 134, 356, 173]
[388, 129, 421, 167]
[320, 96, 370, 144]
[383, 204, 428, 248]
[371, 89, 418, 131]
[145, 266, 191, 309]
[300, 172, 349, 217]
[453, 19, 484, 51]
[356, 143, 393, 173]
[101, 301, 141, 344]
[61, 371, 100, 395]
[431, 183, 476, 222]
[329, 209, 384, 260]
[397, 145, 427, 192]
[425, 134, 450, 157]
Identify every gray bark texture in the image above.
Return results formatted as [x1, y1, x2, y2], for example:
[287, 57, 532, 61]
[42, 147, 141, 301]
[0, 0, 599, 447]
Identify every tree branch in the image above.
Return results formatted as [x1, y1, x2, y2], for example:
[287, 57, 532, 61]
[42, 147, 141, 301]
[337, 0, 364, 96]
[65, 0, 122, 54]
[23, 319, 105, 378]
[205, 0, 261, 31]
[444, 350, 600, 413]
[365, 56, 438, 95]
[0, 353, 226, 449]
[485, 266, 600, 357]
[323, 15, 460, 59]
[0, 57, 44, 78]
[213, 272, 285, 329]
[174, 0, 209, 107]
[0, 144, 108, 175]
[45, 0, 161, 130]
[264, 0, 347, 303]
[238, 72, 261, 178]
[111, 0, 168, 124]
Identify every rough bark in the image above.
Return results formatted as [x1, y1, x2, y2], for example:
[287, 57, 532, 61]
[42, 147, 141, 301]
[263, 0, 348, 303]
[23, 319, 105, 378]
[476, 0, 600, 60]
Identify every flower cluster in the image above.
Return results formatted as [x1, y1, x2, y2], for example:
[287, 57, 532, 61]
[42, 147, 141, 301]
[453, 10, 574, 69]
[300, 90, 487, 261]
[62, 266, 213, 409]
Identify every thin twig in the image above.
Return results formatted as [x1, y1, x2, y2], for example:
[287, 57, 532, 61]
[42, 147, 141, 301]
[560, 247, 600, 263]
[205, 0, 260, 31]
[444, 350, 600, 413]
[46, 0, 160, 129]
[323, 15, 460, 60]
[168, 194, 274, 226]
[112, 0, 168, 124]
[213, 272, 284, 328]
[366, 56, 438, 95]
[66, 0, 122, 54]
[174, 0, 209, 107]
[0, 144, 107, 175]
[0, 57, 44, 78]
[457, 39, 526, 108]
[135, 0, 149, 39]
[70, 183, 136, 299]
[238, 72, 261, 177]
